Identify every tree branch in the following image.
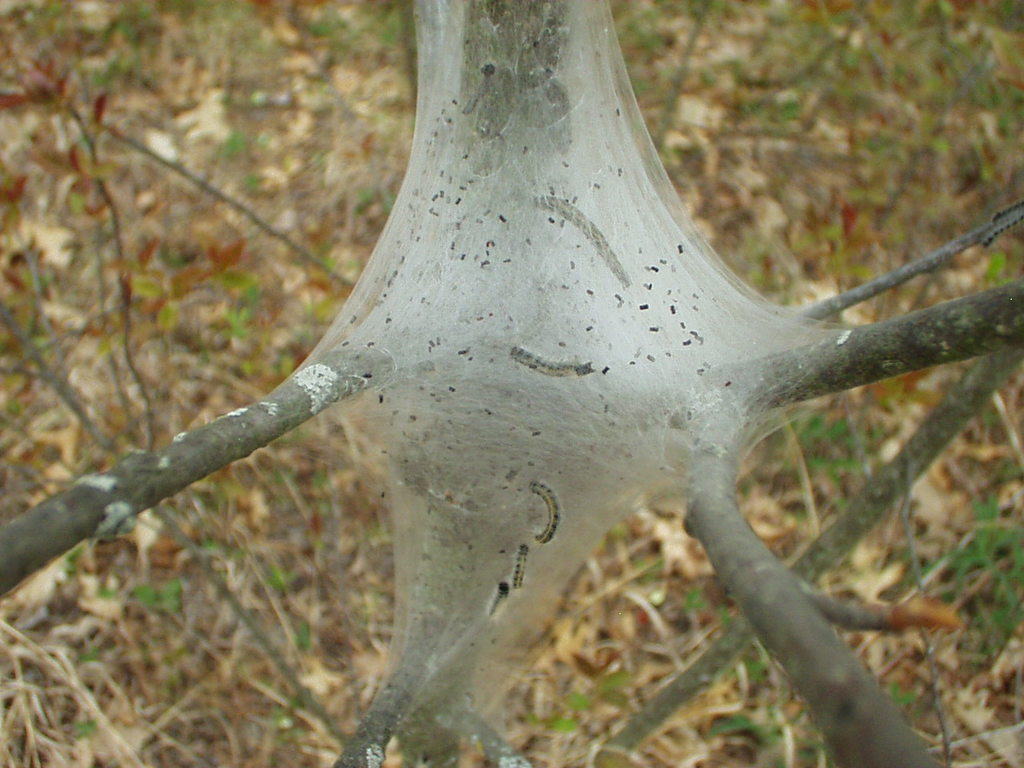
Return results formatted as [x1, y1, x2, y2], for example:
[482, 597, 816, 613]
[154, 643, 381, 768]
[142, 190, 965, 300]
[750, 277, 1023, 409]
[604, 348, 1021, 757]
[0, 346, 392, 596]
[0, 297, 115, 451]
[109, 131, 349, 286]
[792, 347, 1023, 581]
[684, 448, 938, 768]
[801, 198, 1024, 320]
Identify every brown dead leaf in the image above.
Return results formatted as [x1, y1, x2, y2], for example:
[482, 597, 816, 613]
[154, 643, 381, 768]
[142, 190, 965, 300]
[888, 597, 963, 631]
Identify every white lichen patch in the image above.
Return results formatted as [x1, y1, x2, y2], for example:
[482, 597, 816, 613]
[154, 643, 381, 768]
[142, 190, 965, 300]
[77, 473, 118, 493]
[95, 501, 136, 539]
[261, 400, 279, 417]
[158, 455, 171, 470]
[293, 363, 339, 415]
[172, 431, 188, 443]
[836, 329, 853, 346]
[225, 407, 248, 418]
[365, 744, 385, 768]
[498, 757, 532, 768]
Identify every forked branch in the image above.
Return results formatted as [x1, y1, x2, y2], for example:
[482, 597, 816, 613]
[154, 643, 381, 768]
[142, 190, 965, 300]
[684, 448, 938, 768]
[751, 276, 1024, 409]
[604, 348, 1022, 755]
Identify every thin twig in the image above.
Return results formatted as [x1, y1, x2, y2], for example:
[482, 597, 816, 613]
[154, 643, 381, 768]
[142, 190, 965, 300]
[23, 247, 65, 370]
[897, 493, 955, 767]
[0, 297, 114, 451]
[109, 131, 349, 285]
[66, 101, 139, 439]
[875, 59, 990, 230]
[152, 506, 347, 744]
[802, 198, 1024, 319]
[68, 103, 157, 448]
[652, 0, 712, 152]
[801, 586, 961, 633]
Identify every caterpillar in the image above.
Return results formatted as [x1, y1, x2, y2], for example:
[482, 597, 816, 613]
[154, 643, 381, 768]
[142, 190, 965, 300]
[529, 480, 561, 544]
[511, 346, 594, 377]
[512, 544, 529, 589]
[489, 581, 510, 615]
[983, 199, 1024, 247]
[537, 195, 631, 287]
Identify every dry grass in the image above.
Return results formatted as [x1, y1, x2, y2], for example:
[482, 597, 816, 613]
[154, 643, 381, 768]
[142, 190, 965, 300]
[0, 2, 1021, 767]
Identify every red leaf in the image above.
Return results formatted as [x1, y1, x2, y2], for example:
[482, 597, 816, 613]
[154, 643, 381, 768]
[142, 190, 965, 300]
[23, 61, 67, 102]
[68, 145, 84, 175]
[0, 92, 29, 110]
[137, 238, 159, 267]
[119, 272, 133, 303]
[93, 93, 108, 125]
[0, 176, 27, 204]
[841, 200, 858, 239]
[208, 239, 246, 270]
[3, 268, 27, 292]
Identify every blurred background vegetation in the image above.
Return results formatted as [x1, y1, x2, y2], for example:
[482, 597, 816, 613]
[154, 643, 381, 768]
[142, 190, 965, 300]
[0, 1, 1021, 766]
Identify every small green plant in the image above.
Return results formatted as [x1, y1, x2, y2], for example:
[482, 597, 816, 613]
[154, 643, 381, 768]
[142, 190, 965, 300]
[596, 669, 633, 708]
[132, 578, 183, 614]
[265, 563, 295, 593]
[294, 621, 311, 652]
[887, 681, 918, 709]
[707, 713, 767, 741]
[73, 719, 98, 739]
[221, 130, 247, 159]
[942, 495, 1024, 659]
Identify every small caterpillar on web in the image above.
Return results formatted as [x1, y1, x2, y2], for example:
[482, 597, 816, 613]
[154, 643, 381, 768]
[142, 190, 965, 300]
[511, 346, 594, 377]
[529, 480, 560, 544]
[512, 544, 529, 589]
[537, 195, 631, 287]
[489, 581, 510, 615]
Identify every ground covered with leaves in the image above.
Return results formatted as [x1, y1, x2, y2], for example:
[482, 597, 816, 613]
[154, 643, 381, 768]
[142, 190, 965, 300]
[0, 1, 1021, 766]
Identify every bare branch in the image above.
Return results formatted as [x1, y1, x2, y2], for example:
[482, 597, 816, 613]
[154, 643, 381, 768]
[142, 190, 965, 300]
[750, 277, 1024, 409]
[109, 131, 349, 286]
[0, 345, 393, 596]
[684, 448, 938, 768]
[652, 0, 712, 152]
[897, 493, 955, 765]
[609, 344, 1017, 750]
[333, 676, 408, 768]
[68, 103, 158, 448]
[609, 348, 1022, 757]
[802, 590, 961, 633]
[0, 297, 115, 451]
[802, 198, 1024, 320]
